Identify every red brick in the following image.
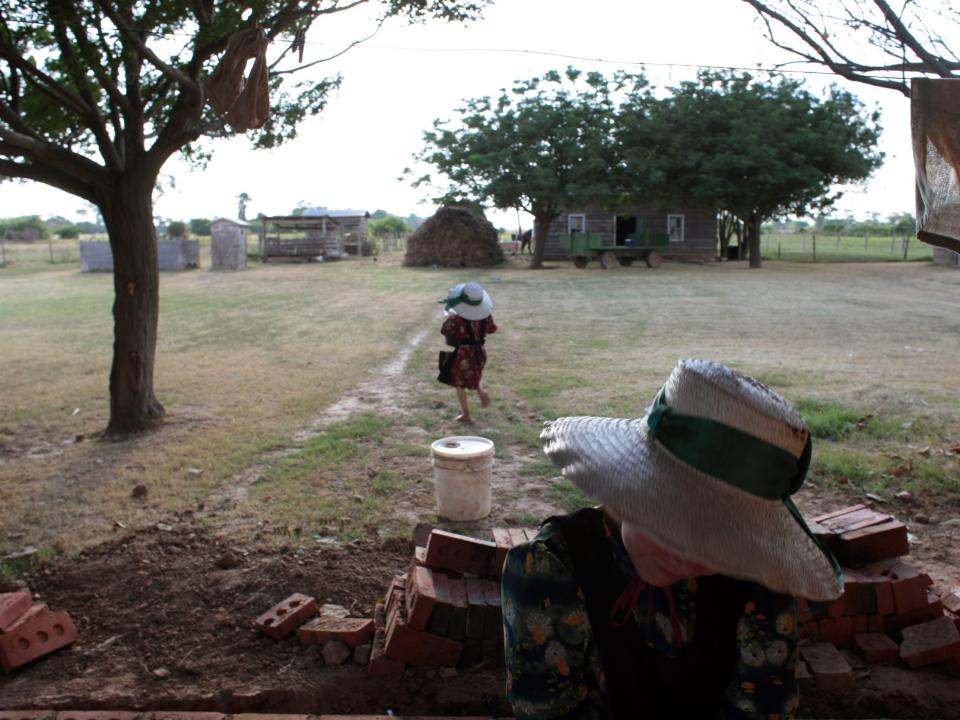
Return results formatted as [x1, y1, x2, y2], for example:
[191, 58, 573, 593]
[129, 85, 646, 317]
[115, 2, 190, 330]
[424, 530, 497, 576]
[818, 506, 891, 534]
[885, 596, 944, 636]
[800, 621, 819, 641]
[0, 712, 54, 720]
[796, 659, 814, 691]
[425, 572, 452, 636]
[482, 579, 502, 642]
[507, 528, 527, 547]
[233, 715, 309, 720]
[852, 615, 868, 634]
[837, 520, 909, 566]
[853, 632, 900, 663]
[864, 560, 932, 614]
[446, 578, 468, 641]
[414, 546, 427, 566]
[253, 593, 317, 640]
[842, 570, 878, 615]
[808, 520, 837, 553]
[0, 606, 76, 672]
[56, 713, 139, 720]
[867, 614, 885, 633]
[147, 714, 225, 720]
[384, 615, 463, 666]
[0, 591, 32, 632]
[369, 603, 404, 677]
[522, 527, 539, 541]
[818, 618, 840, 645]
[297, 616, 373, 647]
[491, 528, 513, 577]
[813, 504, 869, 524]
[405, 566, 437, 631]
[319, 716, 393, 720]
[464, 577, 487, 640]
[800, 642, 856, 691]
[899, 616, 960, 668]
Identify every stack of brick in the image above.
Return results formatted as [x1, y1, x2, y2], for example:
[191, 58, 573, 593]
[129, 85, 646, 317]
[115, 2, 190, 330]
[370, 526, 536, 676]
[253, 593, 374, 666]
[0, 589, 77, 672]
[795, 505, 960, 686]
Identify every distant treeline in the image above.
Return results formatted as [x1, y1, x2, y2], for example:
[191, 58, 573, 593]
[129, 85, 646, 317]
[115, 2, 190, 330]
[763, 213, 916, 237]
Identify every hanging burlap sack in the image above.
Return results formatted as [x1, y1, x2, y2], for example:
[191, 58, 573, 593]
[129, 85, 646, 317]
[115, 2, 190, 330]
[912, 79, 960, 253]
[206, 27, 270, 132]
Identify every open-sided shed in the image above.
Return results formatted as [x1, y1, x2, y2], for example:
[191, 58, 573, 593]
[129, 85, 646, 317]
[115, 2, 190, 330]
[259, 215, 347, 261]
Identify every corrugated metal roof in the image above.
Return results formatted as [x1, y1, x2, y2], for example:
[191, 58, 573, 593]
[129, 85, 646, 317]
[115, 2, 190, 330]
[302, 208, 370, 218]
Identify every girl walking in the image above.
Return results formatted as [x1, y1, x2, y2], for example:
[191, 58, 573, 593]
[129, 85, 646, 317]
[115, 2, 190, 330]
[438, 281, 497, 423]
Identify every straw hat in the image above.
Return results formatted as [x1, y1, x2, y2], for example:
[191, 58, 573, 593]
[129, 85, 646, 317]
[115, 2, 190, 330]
[540, 359, 843, 601]
[441, 282, 493, 320]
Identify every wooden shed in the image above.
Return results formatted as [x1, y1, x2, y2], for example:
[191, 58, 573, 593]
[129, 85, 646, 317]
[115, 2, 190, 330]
[210, 218, 250, 270]
[301, 208, 370, 255]
[80, 238, 199, 272]
[259, 215, 348, 261]
[543, 206, 717, 262]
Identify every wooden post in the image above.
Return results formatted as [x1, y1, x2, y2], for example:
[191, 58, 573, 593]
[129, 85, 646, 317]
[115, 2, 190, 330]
[890, 236, 896, 253]
[836, 235, 840, 249]
[0, 233, 6, 266]
[902, 236, 909, 260]
[48, 236, 54, 263]
[864, 235, 869, 253]
[812, 234, 817, 262]
[778, 242, 782, 260]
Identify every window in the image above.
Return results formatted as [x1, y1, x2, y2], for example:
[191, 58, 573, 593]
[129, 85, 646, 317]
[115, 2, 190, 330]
[568, 214, 586, 234]
[667, 214, 685, 242]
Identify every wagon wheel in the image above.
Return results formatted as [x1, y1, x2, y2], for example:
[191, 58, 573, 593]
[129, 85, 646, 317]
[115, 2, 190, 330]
[573, 256, 590, 269]
[599, 251, 621, 269]
[645, 251, 662, 269]
[619, 256, 635, 267]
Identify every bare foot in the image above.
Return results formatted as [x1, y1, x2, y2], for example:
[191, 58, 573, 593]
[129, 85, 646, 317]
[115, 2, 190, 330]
[479, 391, 491, 408]
[456, 414, 473, 423]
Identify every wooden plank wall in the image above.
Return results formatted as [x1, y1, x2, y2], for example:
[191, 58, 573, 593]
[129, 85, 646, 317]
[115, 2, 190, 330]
[543, 206, 717, 261]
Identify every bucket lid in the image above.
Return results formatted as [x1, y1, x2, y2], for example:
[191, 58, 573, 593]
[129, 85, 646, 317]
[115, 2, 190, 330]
[431, 436, 495, 460]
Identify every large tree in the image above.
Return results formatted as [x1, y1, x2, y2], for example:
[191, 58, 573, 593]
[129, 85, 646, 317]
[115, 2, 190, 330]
[411, 67, 629, 268]
[618, 71, 883, 267]
[742, 0, 959, 96]
[0, 0, 486, 433]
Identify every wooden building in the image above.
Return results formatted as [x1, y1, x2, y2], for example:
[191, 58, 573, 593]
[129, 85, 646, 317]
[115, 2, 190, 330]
[302, 208, 370, 255]
[259, 215, 348, 261]
[543, 206, 717, 262]
[210, 218, 250, 270]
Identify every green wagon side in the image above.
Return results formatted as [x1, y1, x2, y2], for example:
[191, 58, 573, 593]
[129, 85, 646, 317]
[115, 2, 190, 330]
[558, 229, 670, 269]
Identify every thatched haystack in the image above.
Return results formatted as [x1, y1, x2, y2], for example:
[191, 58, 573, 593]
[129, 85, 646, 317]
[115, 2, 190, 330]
[404, 206, 504, 267]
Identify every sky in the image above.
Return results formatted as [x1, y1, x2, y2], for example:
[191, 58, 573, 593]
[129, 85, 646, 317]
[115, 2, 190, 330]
[0, 0, 920, 231]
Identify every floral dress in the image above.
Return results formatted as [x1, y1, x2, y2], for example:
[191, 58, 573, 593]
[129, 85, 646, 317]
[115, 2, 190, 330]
[440, 314, 497, 390]
[501, 514, 800, 720]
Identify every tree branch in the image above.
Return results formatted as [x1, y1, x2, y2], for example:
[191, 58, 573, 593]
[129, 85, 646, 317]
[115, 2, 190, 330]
[872, 0, 954, 76]
[0, 156, 96, 201]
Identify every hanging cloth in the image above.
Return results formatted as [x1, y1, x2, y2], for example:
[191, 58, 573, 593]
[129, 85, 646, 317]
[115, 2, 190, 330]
[912, 79, 960, 254]
[206, 27, 270, 133]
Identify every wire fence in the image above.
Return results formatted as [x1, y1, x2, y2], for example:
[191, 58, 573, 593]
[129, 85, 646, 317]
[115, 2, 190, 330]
[759, 233, 933, 263]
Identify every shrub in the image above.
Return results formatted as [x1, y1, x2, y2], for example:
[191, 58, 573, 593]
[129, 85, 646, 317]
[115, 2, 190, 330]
[55, 225, 80, 239]
[166, 220, 187, 239]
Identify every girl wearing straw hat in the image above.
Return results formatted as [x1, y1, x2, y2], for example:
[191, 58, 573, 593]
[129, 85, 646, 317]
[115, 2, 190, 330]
[501, 359, 842, 720]
[438, 282, 497, 423]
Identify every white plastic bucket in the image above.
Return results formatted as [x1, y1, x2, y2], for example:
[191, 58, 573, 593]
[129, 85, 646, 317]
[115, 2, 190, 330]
[430, 436, 495, 521]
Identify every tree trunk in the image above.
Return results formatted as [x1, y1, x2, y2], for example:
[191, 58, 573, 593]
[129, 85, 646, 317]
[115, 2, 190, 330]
[529, 216, 549, 269]
[100, 178, 165, 433]
[748, 212, 762, 269]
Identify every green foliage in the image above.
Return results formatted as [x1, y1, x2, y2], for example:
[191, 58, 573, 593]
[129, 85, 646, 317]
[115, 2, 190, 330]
[165, 221, 187, 239]
[0, 216, 49, 240]
[55, 225, 80, 239]
[370, 215, 411, 239]
[617, 71, 883, 225]
[361, 238, 381, 256]
[189, 218, 212, 236]
[412, 67, 631, 263]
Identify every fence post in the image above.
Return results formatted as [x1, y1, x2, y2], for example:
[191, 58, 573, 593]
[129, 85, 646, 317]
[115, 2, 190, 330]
[0, 234, 6, 266]
[812, 234, 817, 262]
[903, 236, 909, 260]
[836, 235, 840, 250]
[864, 236, 869, 253]
[890, 236, 896, 254]
[48, 237, 54, 263]
[778, 242, 782, 260]
[802, 235, 807, 252]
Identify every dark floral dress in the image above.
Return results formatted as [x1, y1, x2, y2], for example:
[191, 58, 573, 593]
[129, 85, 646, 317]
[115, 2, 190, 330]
[501, 515, 800, 720]
[440, 314, 497, 390]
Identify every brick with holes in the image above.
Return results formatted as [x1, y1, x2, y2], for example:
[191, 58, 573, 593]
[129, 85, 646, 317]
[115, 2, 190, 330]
[297, 617, 373, 648]
[254, 593, 317, 640]
[0, 605, 77, 672]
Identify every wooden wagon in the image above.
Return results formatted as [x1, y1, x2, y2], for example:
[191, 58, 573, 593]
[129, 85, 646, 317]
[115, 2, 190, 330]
[558, 230, 669, 269]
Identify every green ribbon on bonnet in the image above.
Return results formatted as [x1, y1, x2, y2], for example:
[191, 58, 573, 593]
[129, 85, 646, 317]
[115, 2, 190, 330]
[645, 387, 844, 598]
[439, 288, 483, 311]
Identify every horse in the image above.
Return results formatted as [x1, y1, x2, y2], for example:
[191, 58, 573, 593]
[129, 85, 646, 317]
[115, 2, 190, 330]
[511, 229, 532, 255]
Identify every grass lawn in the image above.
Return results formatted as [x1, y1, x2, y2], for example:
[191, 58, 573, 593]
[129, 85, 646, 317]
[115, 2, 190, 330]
[1, 253, 958, 583]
